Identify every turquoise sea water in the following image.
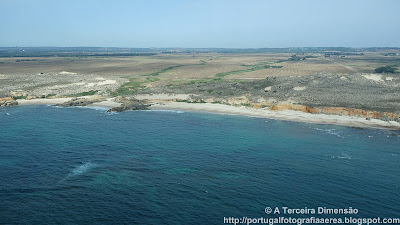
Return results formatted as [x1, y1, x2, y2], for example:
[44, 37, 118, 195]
[0, 105, 399, 224]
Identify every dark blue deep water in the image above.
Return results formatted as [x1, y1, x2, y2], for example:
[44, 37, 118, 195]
[0, 105, 399, 224]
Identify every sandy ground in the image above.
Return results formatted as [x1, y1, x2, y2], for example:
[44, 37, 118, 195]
[15, 96, 400, 130]
[363, 74, 383, 82]
[17, 98, 73, 105]
[150, 102, 400, 130]
[135, 94, 190, 100]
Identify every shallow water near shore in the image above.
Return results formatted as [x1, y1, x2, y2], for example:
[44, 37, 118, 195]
[0, 105, 399, 224]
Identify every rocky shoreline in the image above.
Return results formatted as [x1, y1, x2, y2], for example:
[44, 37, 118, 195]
[56, 97, 104, 107]
[1, 71, 399, 130]
[2, 94, 397, 130]
[106, 96, 151, 112]
[0, 97, 18, 107]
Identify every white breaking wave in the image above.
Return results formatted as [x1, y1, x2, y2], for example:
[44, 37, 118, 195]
[71, 162, 96, 176]
[325, 153, 352, 160]
[83, 106, 109, 111]
[312, 127, 344, 138]
[150, 109, 185, 113]
[337, 153, 352, 160]
[59, 162, 96, 184]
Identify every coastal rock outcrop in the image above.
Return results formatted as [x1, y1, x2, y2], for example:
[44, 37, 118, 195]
[56, 97, 103, 107]
[107, 96, 151, 112]
[0, 97, 18, 107]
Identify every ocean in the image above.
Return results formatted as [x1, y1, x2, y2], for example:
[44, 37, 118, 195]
[0, 105, 399, 224]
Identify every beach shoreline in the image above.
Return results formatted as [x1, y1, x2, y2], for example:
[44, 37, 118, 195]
[13, 97, 400, 130]
[150, 102, 400, 130]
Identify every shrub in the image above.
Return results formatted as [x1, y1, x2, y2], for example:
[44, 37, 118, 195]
[375, 66, 396, 73]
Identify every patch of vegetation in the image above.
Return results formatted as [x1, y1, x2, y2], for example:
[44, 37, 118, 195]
[215, 70, 251, 78]
[190, 100, 206, 103]
[72, 90, 98, 97]
[12, 96, 27, 100]
[146, 77, 160, 82]
[241, 103, 251, 107]
[288, 55, 317, 61]
[232, 79, 250, 83]
[144, 65, 185, 76]
[374, 66, 397, 73]
[240, 62, 272, 67]
[45, 93, 57, 98]
[382, 53, 398, 56]
[207, 89, 213, 93]
[175, 99, 206, 103]
[184, 78, 223, 85]
[289, 55, 304, 61]
[112, 78, 145, 96]
[215, 64, 282, 78]
[113, 64, 180, 96]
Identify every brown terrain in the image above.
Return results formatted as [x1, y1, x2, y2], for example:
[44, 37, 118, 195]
[1, 48, 399, 124]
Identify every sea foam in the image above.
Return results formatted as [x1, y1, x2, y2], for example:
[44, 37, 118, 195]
[71, 162, 96, 176]
[59, 162, 96, 184]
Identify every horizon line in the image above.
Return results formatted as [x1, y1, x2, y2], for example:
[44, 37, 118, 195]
[1, 46, 400, 49]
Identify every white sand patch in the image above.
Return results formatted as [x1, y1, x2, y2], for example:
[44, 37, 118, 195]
[293, 86, 307, 91]
[85, 80, 117, 87]
[385, 77, 394, 81]
[95, 77, 106, 81]
[363, 74, 383, 82]
[264, 86, 272, 91]
[86, 83, 96, 87]
[98, 80, 117, 85]
[59, 71, 77, 75]
[17, 98, 72, 105]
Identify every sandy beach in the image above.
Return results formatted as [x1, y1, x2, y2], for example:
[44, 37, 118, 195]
[17, 98, 73, 105]
[15, 96, 400, 130]
[150, 101, 400, 130]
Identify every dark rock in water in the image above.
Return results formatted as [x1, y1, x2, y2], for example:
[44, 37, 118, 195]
[56, 97, 102, 107]
[107, 96, 151, 112]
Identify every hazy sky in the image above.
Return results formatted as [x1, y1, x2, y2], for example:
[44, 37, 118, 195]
[1, 0, 399, 48]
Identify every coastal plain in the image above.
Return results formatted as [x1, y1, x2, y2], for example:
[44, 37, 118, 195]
[1, 48, 399, 129]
